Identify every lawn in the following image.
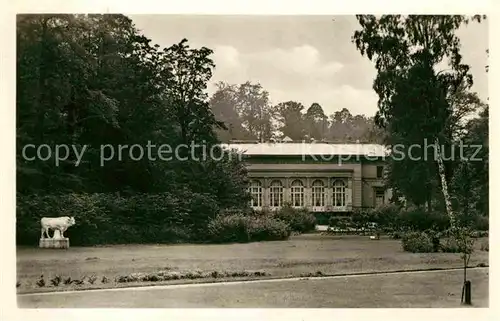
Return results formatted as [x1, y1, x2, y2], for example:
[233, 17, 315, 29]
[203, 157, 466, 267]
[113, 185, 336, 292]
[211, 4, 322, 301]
[17, 268, 489, 308]
[16, 234, 489, 294]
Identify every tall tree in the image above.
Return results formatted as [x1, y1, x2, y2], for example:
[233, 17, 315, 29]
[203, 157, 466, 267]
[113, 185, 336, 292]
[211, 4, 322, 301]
[353, 15, 485, 224]
[305, 103, 328, 140]
[452, 105, 488, 221]
[235, 81, 276, 142]
[275, 101, 307, 141]
[328, 108, 354, 141]
[17, 14, 250, 209]
[162, 38, 224, 146]
[17, 14, 169, 193]
[325, 108, 383, 143]
[209, 82, 253, 142]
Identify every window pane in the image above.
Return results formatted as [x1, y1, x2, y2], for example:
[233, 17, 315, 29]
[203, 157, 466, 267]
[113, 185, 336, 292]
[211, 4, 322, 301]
[377, 166, 384, 178]
[291, 180, 304, 207]
[312, 180, 325, 207]
[250, 180, 262, 207]
[333, 180, 345, 207]
[270, 180, 283, 207]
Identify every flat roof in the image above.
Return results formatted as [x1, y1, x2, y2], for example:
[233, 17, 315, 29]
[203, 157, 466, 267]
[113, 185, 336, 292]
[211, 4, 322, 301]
[220, 143, 389, 157]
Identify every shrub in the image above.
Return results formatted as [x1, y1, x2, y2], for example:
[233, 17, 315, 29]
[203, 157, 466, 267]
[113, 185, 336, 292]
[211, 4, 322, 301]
[391, 231, 402, 239]
[373, 204, 401, 230]
[246, 216, 291, 241]
[468, 230, 488, 238]
[313, 213, 331, 226]
[221, 207, 254, 217]
[401, 231, 435, 253]
[398, 209, 449, 232]
[178, 190, 220, 238]
[36, 276, 45, 287]
[456, 213, 489, 232]
[50, 275, 61, 287]
[328, 216, 350, 229]
[350, 209, 372, 230]
[252, 208, 273, 217]
[474, 215, 489, 231]
[207, 214, 291, 243]
[440, 237, 461, 253]
[425, 228, 441, 252]
[477, 230, 488, 238]
[273, 205, 316, 233]
[480, 241, 489, 252]
[88, 275, 97, 284]
[114, 269, 269, 283]
[207, 214, 249, 243]
[328, 216, 340, 228]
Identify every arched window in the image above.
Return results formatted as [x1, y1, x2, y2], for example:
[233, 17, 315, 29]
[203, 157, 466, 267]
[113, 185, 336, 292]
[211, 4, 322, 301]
[269, 180, 283, 207]
[311, 180, 325, 207]
[291, 180, 304, 207]
[333, 180, 346, 207]
[249, 180, 262, 207]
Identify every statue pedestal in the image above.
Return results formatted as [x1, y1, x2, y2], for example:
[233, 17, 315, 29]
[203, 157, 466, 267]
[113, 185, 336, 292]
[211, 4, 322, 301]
[39, 230, 69, 249]
[39, 238, 69, 249]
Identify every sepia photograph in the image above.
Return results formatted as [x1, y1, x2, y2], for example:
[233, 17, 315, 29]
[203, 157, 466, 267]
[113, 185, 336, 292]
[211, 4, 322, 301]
[13, 13, 489, 309]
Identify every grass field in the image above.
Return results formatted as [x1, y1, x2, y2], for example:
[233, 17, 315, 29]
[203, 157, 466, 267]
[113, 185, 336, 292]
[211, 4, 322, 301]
[16, 234, 489, 294]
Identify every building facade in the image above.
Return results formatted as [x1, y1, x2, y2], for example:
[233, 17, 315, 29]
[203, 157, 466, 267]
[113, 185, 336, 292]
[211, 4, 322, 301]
[223, 142, 392, 213]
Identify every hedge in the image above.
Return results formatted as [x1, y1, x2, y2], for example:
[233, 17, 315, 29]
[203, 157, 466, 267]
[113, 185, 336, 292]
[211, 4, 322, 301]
[345, 206, 452, 233]
[17, 191, 219, 246]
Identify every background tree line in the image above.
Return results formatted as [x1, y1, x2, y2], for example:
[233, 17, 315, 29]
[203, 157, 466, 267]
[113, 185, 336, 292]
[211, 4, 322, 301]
[209, 81, 386, 143]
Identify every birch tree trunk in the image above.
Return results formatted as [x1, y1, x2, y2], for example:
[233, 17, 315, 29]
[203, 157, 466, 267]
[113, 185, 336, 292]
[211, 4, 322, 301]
[434, 137, 457, 230]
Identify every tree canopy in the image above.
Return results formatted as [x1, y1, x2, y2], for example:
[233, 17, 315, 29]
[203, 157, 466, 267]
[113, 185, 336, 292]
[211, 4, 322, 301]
[209, 81, 385, 143]
[352, 15, 488, 221]
[17, 14, 249, 210]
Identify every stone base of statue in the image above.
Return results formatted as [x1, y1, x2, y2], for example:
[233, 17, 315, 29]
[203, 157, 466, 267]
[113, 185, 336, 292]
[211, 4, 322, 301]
[39, 238, 69, 249]
[39, 230, 70, 249]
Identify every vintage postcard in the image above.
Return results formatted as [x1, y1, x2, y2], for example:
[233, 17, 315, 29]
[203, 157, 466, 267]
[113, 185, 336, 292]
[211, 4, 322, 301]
[2, 1, 496, 320]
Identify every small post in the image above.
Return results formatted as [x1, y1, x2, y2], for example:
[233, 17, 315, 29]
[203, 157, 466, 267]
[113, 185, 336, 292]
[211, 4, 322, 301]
[464, 281, 472, 305]
[461, 281, 472, 305]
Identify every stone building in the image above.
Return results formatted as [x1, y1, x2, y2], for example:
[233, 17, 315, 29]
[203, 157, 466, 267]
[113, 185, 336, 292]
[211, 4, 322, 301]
[222, 141, 392, 213]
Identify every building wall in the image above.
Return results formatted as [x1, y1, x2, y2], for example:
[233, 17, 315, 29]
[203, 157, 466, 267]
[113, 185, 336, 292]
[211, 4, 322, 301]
[245, 157, 389, 213]
[362, 181, 375, 207]
[361, 162, 387, 207]
[362, 162, 384, 178]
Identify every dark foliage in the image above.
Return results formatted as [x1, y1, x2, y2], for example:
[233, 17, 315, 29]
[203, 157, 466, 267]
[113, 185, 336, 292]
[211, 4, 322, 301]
[210, 81, 385, 143]
[16, 14, 251, 245]
[440, 237, 461, 253]
[17, 192, 219, 245]
[207, 213, 291, 243]
[332, 205, 452, 234]
[397, 209, 450, 232]
[272, 204, 316, 233]
[401, 231, 435, 253]
[352, 15, 488, 226]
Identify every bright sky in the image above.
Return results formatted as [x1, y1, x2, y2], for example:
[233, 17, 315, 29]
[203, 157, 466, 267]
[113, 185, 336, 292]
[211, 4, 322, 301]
[130, 15, 489, 117]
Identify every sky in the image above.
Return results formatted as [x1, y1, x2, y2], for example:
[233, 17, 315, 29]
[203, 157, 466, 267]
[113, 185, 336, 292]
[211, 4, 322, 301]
[129, 15, 489, 117]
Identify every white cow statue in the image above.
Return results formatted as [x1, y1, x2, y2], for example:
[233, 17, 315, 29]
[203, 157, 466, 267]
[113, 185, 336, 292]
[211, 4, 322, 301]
[40, 216, 76, 239]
